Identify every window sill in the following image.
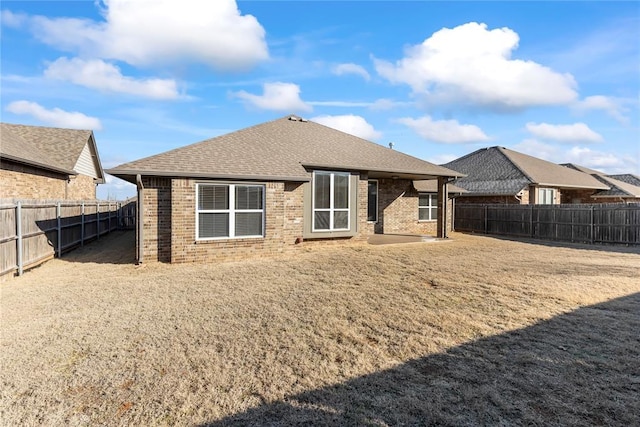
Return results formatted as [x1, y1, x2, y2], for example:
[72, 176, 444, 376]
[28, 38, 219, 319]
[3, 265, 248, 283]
[418, 220, 437, 223]
[196, 235, 265, 242]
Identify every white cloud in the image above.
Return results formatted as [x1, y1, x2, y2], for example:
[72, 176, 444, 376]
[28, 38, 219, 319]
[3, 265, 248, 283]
[44, 57, 180, 100]
[513, 139, 637, 174]
[311, 114, 382, 140]
[426, 153, 458, 165]
[525, 122, 603, 143]
[26, 0, 268, 70]
[397, 115, 490, 144]
[573, 95, 630, 124]
[374, 22, 578, 110]
[5, 101, 102, 130]
[1, 10, 27, 28]
[370, 98, 414, 111]
[233, 82, 312, 112]
[332, 63, 371, 81]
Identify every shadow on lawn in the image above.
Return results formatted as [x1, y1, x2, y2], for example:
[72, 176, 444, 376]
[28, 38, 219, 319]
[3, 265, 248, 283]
[202, 293, 640, 426]
[60, 230, 136, 265]
[458, 231, 640, 255]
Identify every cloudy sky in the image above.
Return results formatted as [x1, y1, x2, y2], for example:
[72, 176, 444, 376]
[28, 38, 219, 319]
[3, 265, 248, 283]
[2, 0, 638, 199]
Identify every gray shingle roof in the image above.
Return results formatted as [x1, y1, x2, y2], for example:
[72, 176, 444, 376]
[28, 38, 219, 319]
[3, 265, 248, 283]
[1, 122, 102, 179]
[444, 147, 609, 196]
[608, 174, 640, 187]
[562, 164, 640, 198]
[108, 115, 461, 183]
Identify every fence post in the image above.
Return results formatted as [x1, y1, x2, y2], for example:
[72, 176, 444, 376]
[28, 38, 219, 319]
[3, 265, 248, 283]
[484, 205, 488, 233]
[590, 205, 594, 244]
[16, 202, 23, 276]
[530, 205, 534, 237]
[56, 202, 62, 257]
[81, 202, 85, 247]
[96, 201, 100, 239]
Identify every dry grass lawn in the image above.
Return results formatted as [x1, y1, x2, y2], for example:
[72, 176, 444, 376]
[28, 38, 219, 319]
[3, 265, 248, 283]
[1, 231, 639, 426]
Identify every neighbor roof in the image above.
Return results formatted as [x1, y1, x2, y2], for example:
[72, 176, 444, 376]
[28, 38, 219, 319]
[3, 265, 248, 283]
[444, 147, 609, 196]
[1, 123, 104, 181]
[562, 163, 640, 199]
[608, 174, 640, 187]
[108, 115, 462, 183]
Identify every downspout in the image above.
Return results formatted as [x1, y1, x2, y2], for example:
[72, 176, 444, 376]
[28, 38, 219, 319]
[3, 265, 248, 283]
[136, 174, 144, 264]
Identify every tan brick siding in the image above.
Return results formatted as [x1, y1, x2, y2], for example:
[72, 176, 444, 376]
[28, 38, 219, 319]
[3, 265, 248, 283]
[1, 160, 96, 200]
[141, 175, 453, 264]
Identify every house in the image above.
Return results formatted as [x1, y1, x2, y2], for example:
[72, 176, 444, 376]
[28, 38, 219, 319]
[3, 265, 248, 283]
[1, 123, 105, 200]
[107, 115, 462, 264]
[443, 146, 609, 204]
[561, 164, 640, 203]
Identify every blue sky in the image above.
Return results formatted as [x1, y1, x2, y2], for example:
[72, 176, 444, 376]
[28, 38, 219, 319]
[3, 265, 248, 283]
[2, 0, 638, 200]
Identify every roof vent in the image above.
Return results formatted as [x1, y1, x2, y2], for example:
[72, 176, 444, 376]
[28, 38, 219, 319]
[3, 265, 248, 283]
[289, 115, 306, 122]
[388, 142, 395, 149]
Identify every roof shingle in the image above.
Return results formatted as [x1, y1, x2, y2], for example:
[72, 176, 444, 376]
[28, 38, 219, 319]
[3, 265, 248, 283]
[108, 115, 461, 182]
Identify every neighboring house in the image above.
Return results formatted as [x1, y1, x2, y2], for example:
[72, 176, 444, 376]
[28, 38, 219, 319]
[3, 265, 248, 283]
[107, 115, 462, 264]
[1, 123, 105, 200]
[443, 146, 609, 205]
[561, 164, 640, 203]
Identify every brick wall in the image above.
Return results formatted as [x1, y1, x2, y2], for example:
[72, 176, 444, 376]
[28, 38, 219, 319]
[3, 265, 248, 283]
[141, 175, 453, 264]
[166, 179, 307, 263]
[141, 177, 172, 262]
[375, 178, 453, 235]
[1, 160, 96, 200]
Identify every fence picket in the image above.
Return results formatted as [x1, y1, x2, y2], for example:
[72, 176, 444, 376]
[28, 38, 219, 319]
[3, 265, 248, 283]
[0, 199, 137, 277]
[455, 203, 639, 246]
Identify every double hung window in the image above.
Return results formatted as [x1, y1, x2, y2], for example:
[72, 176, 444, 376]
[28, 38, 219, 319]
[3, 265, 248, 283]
[196, 184, 264, 239]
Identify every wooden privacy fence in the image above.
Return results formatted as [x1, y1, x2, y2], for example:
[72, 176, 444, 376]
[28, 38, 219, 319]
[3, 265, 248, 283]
[455, 203, 640, 245]
[1, 199, 136, 277]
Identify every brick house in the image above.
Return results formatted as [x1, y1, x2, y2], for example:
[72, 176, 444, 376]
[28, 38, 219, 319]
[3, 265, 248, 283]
[0, 123, 105, 200]
[107, 115, 462, 264]
[561, 164, 640, 203]
[443, 146, 610, 205]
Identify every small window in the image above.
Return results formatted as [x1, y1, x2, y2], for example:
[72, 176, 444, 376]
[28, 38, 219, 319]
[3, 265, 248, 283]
[538, 188, 556, 205]
[197, 183, 264, 239]
[313, 171, 350, 231]
[419, 193, 438, 221]
[367, 180, 378, 222]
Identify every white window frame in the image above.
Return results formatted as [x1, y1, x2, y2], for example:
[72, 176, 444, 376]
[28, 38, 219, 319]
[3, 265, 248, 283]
[538, 188, 556, 205]
[196, 183, 265, 240]
[367, 179, 378, 223]
[418, 193, 438, 221]
[312, 171, 351, 232]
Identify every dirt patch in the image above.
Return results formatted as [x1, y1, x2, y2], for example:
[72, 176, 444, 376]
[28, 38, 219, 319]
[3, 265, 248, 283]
[1, 231, 638, 425]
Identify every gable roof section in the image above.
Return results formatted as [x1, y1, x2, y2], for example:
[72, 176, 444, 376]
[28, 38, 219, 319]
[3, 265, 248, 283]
[443, 147, 532, 195]
[108, 115, 461, 183]
[0, 123, 104, 182]
[562, 163, 640, 198]
[444, 147, 609, 196]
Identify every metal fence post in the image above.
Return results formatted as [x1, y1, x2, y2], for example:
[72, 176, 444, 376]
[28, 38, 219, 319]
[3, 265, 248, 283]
[81, 202, 85, 247]
[590, 205, 594, 244]
[16, 202, 23, 276]
[96, 201, 100, 239]
[484, 205, 488, 233]
[56, 202, 62, 257]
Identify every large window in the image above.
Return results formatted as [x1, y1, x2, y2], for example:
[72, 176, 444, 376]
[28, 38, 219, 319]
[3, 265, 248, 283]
[367, 180, 378, 222]
[196, 184, 264, 239]
[538, 188, 556, 205]
[313, 171, 350, 231]
[419, 193, 438, 221]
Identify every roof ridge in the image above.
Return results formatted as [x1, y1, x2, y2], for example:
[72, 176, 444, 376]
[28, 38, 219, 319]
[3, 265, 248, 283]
[496, 147, 534, 184]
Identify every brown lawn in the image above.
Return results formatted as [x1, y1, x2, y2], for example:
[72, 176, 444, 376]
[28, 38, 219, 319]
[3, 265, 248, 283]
[1, 231, 639, 426]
